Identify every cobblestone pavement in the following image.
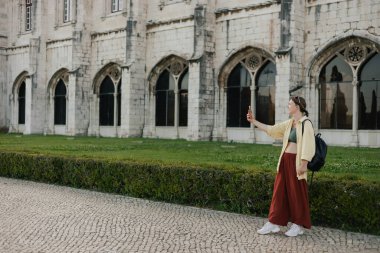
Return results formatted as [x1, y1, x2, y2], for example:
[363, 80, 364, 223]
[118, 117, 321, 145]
[0, 177, 379, 253]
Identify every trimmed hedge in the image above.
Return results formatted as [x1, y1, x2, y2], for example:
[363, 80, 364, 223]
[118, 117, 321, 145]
[0, 151, 379, 235]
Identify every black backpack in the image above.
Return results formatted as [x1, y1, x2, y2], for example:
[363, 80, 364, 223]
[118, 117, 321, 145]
[302, 119, 328, 187]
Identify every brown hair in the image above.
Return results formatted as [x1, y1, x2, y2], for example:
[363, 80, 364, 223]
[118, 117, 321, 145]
[290, 96, 309, 117]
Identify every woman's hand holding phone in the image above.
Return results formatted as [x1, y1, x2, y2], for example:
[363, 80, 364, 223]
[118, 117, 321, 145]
[247, 106, 254, 123]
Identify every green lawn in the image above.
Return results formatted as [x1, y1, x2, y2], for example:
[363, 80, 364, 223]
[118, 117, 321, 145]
[0, 133, 379, 182]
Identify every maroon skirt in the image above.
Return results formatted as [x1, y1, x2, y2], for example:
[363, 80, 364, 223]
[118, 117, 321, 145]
[268, 152, 311, 229]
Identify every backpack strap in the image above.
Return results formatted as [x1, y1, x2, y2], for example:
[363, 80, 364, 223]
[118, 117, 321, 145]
[301, 118, 315, 190]
[301, 118, 313, 135]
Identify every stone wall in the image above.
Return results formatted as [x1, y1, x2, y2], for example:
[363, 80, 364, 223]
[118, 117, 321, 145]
[0, 0, 379, 146]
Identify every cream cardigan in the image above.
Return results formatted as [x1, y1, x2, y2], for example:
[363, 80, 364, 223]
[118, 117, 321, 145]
[266, 116, 316, 180]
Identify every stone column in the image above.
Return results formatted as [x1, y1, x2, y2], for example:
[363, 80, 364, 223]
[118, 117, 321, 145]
[47, 88, 54, 134]
[174, 87, 179, 138]
[250, 83, 256, 142]
[67, 71, 77, 135]
[351, 79, 359, 147]
[113, 92, 118, 136]
[119, 65, 130, 137]
[24, 76, 33, 134]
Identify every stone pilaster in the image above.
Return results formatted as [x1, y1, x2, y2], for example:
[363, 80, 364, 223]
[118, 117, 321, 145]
[187, 3, 215, 141]
[119, 0, 147, 137]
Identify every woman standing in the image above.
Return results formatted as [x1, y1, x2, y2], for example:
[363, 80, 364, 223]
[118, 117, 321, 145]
[246, 96, 315, 237]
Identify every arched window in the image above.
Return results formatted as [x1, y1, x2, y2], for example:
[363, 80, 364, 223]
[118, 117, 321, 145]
[179, 69, 189, 126]
[18, 81, 26, 124]
[156, 70, 175, 126]
[54, 79, 67, 125]
[255, 61, 276, 125]
[117, 80, 121, 126]
[319, 56, 353, 129]
[359, 53, 380, 130]
[99, 76, 115, 126]
[227, 63, 251, 127]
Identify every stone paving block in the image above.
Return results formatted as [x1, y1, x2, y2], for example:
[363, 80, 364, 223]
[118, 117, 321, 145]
[0, 177, 379, 253]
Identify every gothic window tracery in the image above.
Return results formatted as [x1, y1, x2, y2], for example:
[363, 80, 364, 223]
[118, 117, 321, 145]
[226, 53, 276, 128]
[155, 60, 189, 127]
[318, 41, 379, 131]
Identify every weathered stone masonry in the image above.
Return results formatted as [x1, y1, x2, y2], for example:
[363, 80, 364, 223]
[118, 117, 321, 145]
[0, 0, 379, 147]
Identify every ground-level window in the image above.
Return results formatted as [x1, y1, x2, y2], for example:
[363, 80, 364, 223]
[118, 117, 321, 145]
[156, 70, 175, 126]
[18, 82, 26, 124]
[255, 61, 276, 125]
[227, 63, 251, 127]
[117, 80, 121, 126]
[319, 56, 353, 129]
[359, 53, 380, 130]
[54, 79, 67, 125]
[99, 76, 115, 126]
[178, 69, 188, 126]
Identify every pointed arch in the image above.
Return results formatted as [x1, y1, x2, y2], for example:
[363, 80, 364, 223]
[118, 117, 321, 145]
[307, 35, 380, 131]
[12, 71, 29, 95]
[148, 54, 188, 92]
[93, 62, 121, 95]
[220, 47, 276, 127]
[93, 63, 122, 128]
[218, 46, 275, 89]
[306, 35, 380, 80]
[148, 54, 189, 128]
[47, 68, 69, 93]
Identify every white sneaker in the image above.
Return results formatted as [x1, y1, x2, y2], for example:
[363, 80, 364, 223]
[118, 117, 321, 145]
[257, 222, 280, 235]
[285, 224, 304, 237]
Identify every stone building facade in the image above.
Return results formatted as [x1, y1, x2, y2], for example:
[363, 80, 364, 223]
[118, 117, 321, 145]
[0, 0, 379, 147]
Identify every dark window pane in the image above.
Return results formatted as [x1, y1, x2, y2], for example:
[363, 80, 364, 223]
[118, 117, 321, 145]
[227, 87, 241, 127]
[54, 80, 67, 125]
[99, 76, 115, 126]
[18, 81, 26, 124]
[179, 69, 189, 126]
[319, 56, 353, 83]
[256, 61, 276, 125]
[240, 87, 250, 127]
[319, 56, 353, 129]
[155, 91, 167, 126]
[167, 90, 175, 126]
[227, 64, 252, 127]
[55, 79, 67, 96]
[227, 63, 251, 88]
[359, 54, 380, 129]
[117, 80, 121, 126]
[100, 76, 115, 94]
[179, 91, 188, 126]
[155, 70, 175, 126]
[156, 70, 170, 90]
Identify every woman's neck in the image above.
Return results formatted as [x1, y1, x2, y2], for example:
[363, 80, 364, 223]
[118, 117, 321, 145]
[292, 112, 303, 122]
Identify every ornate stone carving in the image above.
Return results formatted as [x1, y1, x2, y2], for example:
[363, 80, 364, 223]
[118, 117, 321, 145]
[170, 61, 183, 76]
[108, 66, 121, 82]
[346, 45, 366, 64]
[245, 54, 261, 71]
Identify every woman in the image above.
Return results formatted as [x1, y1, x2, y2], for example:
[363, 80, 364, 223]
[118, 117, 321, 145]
[246, 96, 315, 237]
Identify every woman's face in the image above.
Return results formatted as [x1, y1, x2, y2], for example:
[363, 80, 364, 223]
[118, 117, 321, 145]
[288, 99, 299, 115]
